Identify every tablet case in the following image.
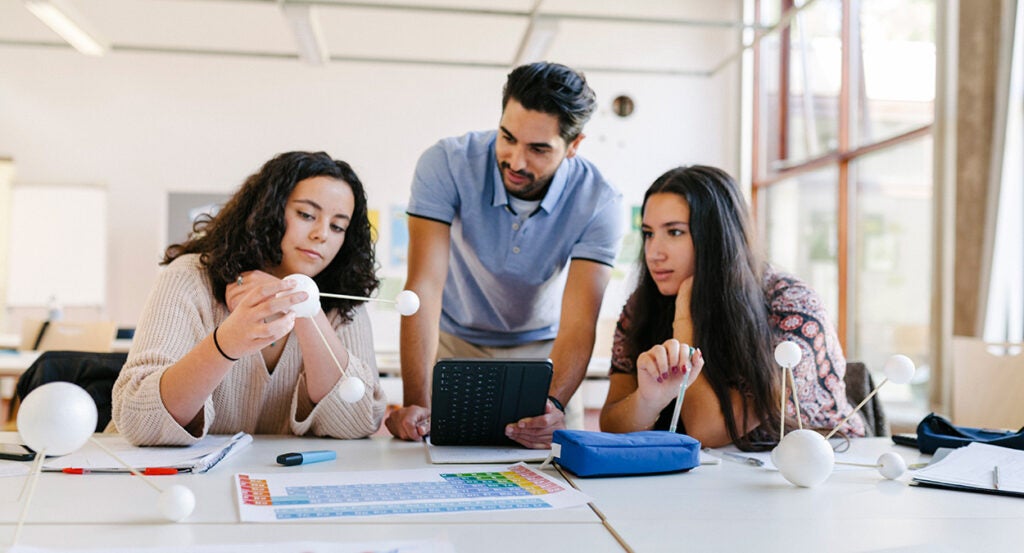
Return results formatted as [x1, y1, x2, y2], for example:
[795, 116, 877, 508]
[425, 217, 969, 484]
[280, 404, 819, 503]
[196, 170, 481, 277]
[430, 358, 552, 446]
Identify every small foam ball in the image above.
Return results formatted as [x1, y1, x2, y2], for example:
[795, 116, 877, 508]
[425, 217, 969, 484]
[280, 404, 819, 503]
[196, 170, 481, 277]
[877, 452, 907, 480]
[772, 429, 835, 487]
[338, 376, 366, 403]
[774, 341, 802, 368]
[283, 274, 320, 318]
[18, 382, 97, 456]
[883, 354, 916, 385]
[158, 485, 196, 522]
[395, 290, 420, 316]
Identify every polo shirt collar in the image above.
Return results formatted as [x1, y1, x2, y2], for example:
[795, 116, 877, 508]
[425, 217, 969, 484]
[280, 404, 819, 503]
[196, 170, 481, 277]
[489, 136, 570, 214]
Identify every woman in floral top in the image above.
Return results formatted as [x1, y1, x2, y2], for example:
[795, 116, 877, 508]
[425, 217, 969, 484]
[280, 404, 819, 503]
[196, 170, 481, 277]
[600, 166, 864, 450]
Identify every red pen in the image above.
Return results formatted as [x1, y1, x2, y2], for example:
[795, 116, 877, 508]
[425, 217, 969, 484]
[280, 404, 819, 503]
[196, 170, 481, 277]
[62, 467, 179, 475]
[143, 467, 179, 475]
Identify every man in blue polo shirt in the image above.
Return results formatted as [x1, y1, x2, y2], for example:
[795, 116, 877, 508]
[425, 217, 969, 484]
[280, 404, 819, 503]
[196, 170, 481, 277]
[384, 62, 624, 448]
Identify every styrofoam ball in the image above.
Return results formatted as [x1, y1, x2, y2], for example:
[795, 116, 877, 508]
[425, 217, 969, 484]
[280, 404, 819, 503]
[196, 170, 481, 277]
[394, 290, 420, 316]
[883, 354, 916, 385]
[18, 382, 97, 456]
[774, 341, 802, 368]
[338, 376, 366, 403]
[772, 429, 835, 487]
[877, 452, 907, 480]
[158, 484, 196, 522]
[283, 274, 320, 318]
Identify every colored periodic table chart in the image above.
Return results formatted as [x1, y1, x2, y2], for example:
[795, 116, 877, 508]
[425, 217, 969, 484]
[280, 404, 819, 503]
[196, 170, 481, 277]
[235, 463, 591, 522]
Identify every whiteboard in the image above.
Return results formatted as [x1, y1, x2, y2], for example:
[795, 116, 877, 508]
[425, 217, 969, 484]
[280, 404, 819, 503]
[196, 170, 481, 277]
[6, 184, 106, 306]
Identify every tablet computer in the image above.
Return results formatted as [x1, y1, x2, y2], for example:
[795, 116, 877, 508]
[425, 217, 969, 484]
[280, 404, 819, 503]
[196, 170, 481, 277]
[429, 358, 553, 446]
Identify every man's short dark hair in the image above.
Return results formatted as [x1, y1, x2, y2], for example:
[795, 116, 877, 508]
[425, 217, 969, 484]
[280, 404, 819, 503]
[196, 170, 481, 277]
[502, 62, 597, 142]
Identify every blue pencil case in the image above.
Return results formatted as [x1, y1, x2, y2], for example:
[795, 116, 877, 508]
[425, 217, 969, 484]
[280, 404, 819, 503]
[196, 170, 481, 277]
[551, 430, 701, 477]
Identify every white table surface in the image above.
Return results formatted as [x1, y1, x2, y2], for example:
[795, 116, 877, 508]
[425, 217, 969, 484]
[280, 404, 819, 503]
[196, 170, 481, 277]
[566, 438, 1024, 553]
[0, 433, 622, 552]
[3, 434, 1021, 552]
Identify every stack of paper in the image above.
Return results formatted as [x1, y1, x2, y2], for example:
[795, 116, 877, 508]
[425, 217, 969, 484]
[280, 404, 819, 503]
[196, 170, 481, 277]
[912, 442, 1024, 497]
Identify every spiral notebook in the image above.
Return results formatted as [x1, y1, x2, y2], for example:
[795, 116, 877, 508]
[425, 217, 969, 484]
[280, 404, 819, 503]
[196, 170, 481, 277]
[41, 432, 252, 474]
[912, 442, 1024, 497]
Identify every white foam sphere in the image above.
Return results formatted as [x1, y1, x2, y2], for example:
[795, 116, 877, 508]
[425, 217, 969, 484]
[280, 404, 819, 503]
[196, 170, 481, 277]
[772, 429, 835, 487]
[774, 341, 802, 368]
[18, 382, 97, 456]
[283, 274, 320, 318]
[883, 354, 916, 385]
[394, 290, 420, 316]
[877, 452, 907, 480]
[158, 484, 196, 522]
[338, 376, 366, 403]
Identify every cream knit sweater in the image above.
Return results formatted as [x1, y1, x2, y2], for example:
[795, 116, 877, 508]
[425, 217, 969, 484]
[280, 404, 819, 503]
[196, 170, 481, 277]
[111, 254, 386, 445]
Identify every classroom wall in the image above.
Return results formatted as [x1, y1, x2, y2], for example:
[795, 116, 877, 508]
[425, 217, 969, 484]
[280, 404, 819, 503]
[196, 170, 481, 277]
[0, 46, 739, 334]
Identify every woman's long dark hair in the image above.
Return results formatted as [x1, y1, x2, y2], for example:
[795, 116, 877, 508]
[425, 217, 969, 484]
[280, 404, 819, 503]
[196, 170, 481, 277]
[624, 166, 781, 450]
[164, 151, 379, 322]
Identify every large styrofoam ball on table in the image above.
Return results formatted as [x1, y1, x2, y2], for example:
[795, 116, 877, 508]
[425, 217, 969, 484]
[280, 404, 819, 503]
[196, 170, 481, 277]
[338, 376, 366, 403]
[18, 382, 97, 456]
[283, 273, 321, 318]
[158, 484, 196, 522]
[394, 289, 420, 316]
[772, 429, 835, 487]
[883, 354, 916, 385]
[774, 341, 802, 368]
[877, 452, 907, 480]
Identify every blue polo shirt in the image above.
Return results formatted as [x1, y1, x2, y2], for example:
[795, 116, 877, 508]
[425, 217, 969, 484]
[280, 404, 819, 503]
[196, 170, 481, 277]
[407, 130, 624, 346]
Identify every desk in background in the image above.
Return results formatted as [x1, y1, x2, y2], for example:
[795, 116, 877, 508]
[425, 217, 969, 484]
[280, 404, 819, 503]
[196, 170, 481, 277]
[0, 333, 132, 353]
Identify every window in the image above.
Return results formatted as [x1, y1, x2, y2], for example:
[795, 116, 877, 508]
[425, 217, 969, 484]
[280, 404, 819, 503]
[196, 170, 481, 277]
[752, 0, 936, 417]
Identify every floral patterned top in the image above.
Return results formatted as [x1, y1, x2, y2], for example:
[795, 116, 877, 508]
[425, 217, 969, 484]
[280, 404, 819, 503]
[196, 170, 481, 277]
[610, 269, 866, 438]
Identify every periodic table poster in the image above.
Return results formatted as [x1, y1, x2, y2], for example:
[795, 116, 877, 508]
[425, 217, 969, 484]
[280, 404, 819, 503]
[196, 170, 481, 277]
[235, 463, 590, 522]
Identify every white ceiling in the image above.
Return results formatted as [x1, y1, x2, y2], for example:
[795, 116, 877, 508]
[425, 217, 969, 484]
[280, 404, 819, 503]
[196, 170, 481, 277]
[0, 0, 746, 76]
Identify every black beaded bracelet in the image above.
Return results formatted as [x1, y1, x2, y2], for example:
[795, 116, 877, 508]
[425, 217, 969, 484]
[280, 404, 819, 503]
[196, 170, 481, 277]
[212, 325, 239, 362]
[547, 395, 565, 413]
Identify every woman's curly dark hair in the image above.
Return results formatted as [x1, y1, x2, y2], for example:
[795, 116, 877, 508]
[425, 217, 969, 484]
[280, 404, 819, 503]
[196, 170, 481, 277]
[163, 151, 379, 323]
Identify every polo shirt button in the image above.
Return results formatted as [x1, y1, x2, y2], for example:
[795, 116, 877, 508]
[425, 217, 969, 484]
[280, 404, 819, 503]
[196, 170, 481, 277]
[512, 246, 521, 254]
[512, 223, 520, 230]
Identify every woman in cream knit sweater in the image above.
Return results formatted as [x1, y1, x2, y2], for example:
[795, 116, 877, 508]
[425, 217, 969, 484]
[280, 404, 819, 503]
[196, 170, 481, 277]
[112, 152, 387, 445]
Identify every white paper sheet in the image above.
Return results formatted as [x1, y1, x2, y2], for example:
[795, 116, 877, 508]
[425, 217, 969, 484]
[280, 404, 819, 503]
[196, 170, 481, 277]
[423, 437, 550, 464]
[9, 539, 453, 553]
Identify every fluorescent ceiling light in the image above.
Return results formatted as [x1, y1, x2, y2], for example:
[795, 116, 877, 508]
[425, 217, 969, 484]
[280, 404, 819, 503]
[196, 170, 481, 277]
[24, 0, 108, 57]
[514, 16, 559, 65]
[281, 3, 329, 66]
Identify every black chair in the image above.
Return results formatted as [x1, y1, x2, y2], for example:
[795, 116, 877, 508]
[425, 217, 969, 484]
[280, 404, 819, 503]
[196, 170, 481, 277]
[10, 350, 127, 432]
[844, 361, 889, 437]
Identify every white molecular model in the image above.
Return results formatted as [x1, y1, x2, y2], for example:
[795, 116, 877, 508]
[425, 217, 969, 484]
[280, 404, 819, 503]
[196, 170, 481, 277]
[282, 274, 420, 404]
[771, 342, 916, 487]
[13, 382, 197, 547]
